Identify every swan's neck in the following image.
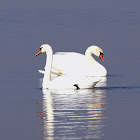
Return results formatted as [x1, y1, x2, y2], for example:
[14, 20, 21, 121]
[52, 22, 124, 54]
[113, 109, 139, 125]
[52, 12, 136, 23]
[43, 47, 53, 88]
[85, 47, 97, 63]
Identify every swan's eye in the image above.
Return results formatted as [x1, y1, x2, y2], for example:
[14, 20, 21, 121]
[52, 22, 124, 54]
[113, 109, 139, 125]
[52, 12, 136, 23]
[100, 52, 103, 55]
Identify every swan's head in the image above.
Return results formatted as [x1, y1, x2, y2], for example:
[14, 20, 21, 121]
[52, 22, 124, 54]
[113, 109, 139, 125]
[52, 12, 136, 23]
[88, 45, 104, 62]
[35, 44, 51, 56]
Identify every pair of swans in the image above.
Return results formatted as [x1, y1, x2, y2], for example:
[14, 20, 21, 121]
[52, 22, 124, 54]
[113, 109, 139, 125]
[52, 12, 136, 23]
[35, 44, 107, 89]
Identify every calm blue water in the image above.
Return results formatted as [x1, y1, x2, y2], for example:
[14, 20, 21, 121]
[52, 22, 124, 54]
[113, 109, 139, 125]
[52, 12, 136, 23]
[0, 0, 140, 140]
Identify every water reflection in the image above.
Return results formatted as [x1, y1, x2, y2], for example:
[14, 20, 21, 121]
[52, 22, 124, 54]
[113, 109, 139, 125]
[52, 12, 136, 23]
[40, 77, 107, 140]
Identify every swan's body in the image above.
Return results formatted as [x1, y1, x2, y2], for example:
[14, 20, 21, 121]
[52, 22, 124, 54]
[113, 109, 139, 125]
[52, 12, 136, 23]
[35, 44, 99, 89]
[51, 46, 107, 77]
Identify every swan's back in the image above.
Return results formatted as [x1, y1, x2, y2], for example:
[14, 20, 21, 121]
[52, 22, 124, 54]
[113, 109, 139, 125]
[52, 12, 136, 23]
[53, 52, 107, 76]
[52, 52, 87, 75]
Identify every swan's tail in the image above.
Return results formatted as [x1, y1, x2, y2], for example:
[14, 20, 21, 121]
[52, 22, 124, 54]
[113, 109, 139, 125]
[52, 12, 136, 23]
[38, 70, 45, 74]
[93, 79, 101, 87]
[38, 70, 62, 76]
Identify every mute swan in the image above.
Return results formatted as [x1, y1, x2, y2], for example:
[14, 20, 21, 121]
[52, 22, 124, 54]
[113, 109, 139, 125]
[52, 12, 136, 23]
[35, 44, 99, 89]
[51, 45, 107, 77]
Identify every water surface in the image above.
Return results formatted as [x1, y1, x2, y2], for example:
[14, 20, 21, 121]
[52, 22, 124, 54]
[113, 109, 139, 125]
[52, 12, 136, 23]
[0, 0, 140, 140]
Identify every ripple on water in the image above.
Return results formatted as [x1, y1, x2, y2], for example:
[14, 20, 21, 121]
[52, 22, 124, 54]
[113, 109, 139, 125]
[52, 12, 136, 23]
[40, 88, 106, 139]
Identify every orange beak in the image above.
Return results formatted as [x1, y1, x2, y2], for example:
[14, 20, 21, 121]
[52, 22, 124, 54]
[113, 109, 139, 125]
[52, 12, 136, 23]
[99, 53, 104, 62]
[35, 49, 41, 57]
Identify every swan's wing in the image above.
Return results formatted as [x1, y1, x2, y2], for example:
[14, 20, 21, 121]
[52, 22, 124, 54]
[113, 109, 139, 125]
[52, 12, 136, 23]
[76, 76, 100, 89]
[47, 75, 99, 89]
[48, 75, 77, 89]
[52, 52, 87, 75]
[54, 52, 83, 56]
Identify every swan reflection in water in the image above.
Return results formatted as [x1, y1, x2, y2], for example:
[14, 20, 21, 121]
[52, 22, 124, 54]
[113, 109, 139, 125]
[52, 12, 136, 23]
[39, 77, 107, 140]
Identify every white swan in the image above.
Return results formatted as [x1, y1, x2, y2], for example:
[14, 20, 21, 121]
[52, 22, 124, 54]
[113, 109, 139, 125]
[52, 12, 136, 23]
[51, 45, 107, 77]
[35, 44, 99, 89]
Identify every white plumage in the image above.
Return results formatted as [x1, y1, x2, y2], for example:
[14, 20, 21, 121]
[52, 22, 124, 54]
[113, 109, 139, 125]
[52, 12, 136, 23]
[35, 44, 99, 89]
